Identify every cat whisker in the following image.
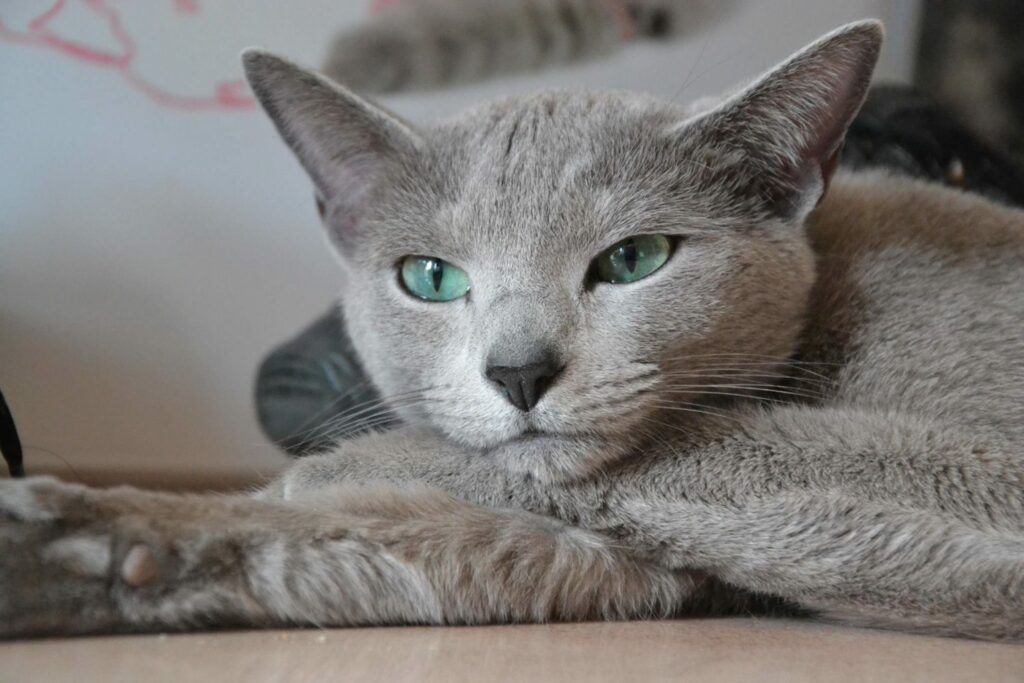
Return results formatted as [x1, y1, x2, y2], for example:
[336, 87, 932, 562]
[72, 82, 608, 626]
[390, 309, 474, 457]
[659, 389, 802, 405]
[643, 399, 747, 426]
[284, 386, 449, 450]
[658, 383, 828, 402]
[268, 375, 386, 448]
[631, 414, 701, 447]
[653, 350, 840, 364]
[654, 367, 834, 391]
[321, 390, 444, 429]
[651, 353, 839, 382]
[579, 367, 660, 394]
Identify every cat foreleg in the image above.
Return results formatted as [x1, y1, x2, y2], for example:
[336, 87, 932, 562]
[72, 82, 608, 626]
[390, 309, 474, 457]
[257, 427, 534, 509]
[624, 492, 1024, 640]
[0, 476, 690, 637]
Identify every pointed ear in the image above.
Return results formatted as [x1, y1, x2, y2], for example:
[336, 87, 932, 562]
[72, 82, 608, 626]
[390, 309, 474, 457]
[680, 21, 883, 220]
[241, 49, 422, 236]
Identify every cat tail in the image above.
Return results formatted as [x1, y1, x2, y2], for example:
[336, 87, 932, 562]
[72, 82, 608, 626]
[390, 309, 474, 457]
[321, 0, 732, 94]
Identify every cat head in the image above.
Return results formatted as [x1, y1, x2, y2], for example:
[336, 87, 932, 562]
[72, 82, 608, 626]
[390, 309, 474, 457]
[243, 21, 882, 480]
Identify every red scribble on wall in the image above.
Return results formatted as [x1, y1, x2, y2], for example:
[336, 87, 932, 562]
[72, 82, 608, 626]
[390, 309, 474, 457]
[369, 0, 400, 13]
[173, 0, 200, 15]
[0, 0, 255, 111]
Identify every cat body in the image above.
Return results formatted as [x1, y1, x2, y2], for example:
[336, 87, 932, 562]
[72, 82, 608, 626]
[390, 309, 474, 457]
[323, 0, 733, 92]
[265, 168, 1024, 637]
[2, 21, 1023, 640]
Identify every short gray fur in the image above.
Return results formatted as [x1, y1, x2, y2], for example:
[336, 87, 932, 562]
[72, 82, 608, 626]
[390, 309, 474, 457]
[322, 0, 736, 93]
[2, 21, 1023, 641]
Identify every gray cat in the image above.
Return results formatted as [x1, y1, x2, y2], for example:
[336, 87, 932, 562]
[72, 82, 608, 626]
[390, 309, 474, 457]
[323, 0, 735, 93]
[2, 20, 1024, 640]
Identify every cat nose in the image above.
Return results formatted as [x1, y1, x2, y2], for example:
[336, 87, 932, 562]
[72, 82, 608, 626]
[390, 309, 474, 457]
[485, 353, 563, 412]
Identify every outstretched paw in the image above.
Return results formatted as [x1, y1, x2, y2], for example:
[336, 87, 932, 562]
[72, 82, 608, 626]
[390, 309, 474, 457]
[0, 475, 85, 522]
[0, 477, 189, 637]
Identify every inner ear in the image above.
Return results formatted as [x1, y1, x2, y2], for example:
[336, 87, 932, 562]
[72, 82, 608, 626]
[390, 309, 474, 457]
[817, 141, 844, 207]
[242, 50, 423, 246]
[679, 21, 883, 219]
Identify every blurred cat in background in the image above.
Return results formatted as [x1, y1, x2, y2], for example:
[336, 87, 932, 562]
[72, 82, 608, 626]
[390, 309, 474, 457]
[324, 0, 734, 92]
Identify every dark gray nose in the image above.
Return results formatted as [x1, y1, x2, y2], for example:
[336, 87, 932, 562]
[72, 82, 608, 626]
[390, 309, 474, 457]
[485, 354, 563, 412]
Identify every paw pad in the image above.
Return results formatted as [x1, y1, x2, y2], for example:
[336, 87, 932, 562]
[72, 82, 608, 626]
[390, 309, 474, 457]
[43, 536, 111, 577]
[121, 544, 160, 587]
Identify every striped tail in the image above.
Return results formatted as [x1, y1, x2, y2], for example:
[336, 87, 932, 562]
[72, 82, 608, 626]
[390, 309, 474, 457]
[321, 0, 732, 93]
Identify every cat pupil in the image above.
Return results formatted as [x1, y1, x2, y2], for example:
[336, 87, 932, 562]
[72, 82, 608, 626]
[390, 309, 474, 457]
[622, 240, 638, 273]
[430, 260, 444, 291]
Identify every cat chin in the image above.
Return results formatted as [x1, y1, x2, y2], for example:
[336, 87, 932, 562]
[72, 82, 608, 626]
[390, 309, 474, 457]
[486, 432, 629, 484]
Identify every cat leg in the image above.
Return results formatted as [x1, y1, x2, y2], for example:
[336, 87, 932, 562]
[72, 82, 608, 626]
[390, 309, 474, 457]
[608, 407, 1024, 640]
[621, 492, 1024, 640]
[256, 427, 529, 508]
[252, 416, 1024, 639]
[0, 476, 691, 637]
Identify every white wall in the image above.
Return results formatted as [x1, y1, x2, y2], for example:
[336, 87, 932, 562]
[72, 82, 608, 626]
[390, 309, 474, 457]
[0, 0, 920, 485]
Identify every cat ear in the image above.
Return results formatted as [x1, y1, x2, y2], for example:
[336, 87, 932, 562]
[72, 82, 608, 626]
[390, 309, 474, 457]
[679, 21, 883, 220]
[242, 49, 422, 236]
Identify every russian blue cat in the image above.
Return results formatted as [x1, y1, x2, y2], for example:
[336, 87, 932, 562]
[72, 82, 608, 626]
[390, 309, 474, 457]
[2, 21, 1023, 640]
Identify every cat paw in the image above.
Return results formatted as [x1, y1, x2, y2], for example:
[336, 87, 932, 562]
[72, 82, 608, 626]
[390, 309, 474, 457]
[0, 475, 84, 522]
[0, 477, 180, 637]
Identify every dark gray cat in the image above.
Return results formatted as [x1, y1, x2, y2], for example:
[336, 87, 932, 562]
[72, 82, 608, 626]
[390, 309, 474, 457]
[2, 21, 1024, 640]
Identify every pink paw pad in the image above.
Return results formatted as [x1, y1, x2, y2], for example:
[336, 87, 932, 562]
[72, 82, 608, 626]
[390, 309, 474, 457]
[121, 544, 161, 587]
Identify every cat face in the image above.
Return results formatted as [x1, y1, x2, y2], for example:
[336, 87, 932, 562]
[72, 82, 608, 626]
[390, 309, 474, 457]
[244, 21, 882, 479]
[329, 93, 822, 477]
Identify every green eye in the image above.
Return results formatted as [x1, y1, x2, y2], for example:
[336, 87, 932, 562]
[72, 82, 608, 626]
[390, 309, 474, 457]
[594, 235, 673, 284]
[400, 255, 471, 302]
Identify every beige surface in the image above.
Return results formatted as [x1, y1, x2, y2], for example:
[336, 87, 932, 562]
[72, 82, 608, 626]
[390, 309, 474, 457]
[2, 619, 1022, 683]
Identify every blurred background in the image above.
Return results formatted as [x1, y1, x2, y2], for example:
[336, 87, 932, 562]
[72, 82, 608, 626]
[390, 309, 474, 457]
[0, 0, 1018, 487]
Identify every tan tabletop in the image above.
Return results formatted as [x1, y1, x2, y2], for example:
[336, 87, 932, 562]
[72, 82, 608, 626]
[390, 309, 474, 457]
[2, 618, 1022, 682]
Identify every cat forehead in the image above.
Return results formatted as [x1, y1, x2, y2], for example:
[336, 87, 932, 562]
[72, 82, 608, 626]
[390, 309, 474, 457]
[430, 90, 690, 164]
[413, 89, 703, 215]
[367, 94, 729, 264]
[451, 90, 680, 129]
[360, 90, 761, 261]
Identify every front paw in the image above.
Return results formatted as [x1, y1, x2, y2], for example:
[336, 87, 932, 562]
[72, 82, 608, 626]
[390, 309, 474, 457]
[0, 475, 86, 522]
[0, 477, 179, 637]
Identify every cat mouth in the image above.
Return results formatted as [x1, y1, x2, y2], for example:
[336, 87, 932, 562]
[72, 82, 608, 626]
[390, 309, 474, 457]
[518, 426, 559, 438]
[487, 428, 618, 482]
[488, 428, 573, 457]
[505, 428, 572, 445]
